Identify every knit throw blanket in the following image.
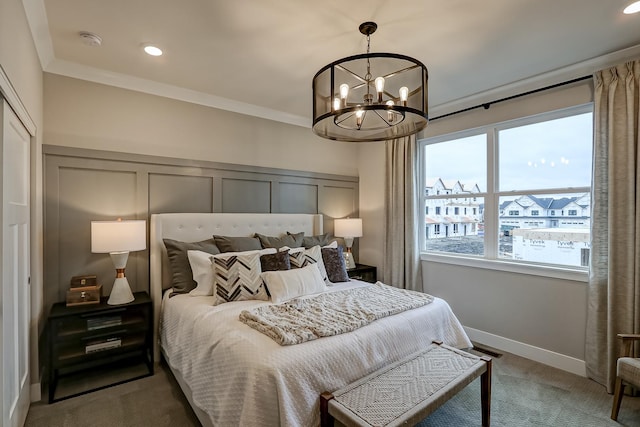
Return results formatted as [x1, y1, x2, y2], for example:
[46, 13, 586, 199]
[239, 282, 434, 345]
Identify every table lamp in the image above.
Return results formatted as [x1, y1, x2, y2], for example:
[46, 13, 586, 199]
[91, 219, 146, 305]
[334, 218, 363, 270]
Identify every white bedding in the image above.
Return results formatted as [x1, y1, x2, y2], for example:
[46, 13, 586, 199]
[161, 280, 472, 427]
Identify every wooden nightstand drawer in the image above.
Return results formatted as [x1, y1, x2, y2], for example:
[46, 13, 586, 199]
[47, 291, 153, 402]
[347, 264, 377, 283]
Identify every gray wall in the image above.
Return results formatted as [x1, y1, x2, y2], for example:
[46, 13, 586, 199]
[44, 145, 359, 316]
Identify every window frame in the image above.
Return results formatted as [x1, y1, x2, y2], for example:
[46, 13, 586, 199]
[418, 103, 593, 282]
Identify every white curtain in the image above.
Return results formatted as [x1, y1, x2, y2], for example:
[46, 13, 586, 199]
[586, 60, 640, 392]
[383, 134, 422, 291]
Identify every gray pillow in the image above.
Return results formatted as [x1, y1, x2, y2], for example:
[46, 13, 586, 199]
[163, 238, 220, 295]
[291, 232, 334, 249]
[260, 249, 291, 272]
[213, 235, 262, 253]
[321, 246, 350, 283]
[256, 232, 304, 249]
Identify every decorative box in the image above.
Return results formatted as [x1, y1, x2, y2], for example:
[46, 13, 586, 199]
[66, 285, 102, 306]
[70, 275, 98, 288]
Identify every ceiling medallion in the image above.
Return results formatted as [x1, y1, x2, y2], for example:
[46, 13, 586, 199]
[312, 22, 429, 142]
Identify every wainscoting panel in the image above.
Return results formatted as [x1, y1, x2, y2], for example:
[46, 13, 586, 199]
[220, 178, 271, 213]
[278, 182, 318, 214]
[149, 173, 214, 214]
[43, 145, 359, 316]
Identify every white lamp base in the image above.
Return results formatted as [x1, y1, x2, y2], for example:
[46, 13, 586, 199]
[108, 277, 135, 305]
[107, 251, 135, 305]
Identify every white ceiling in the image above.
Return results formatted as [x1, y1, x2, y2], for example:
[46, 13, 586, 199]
[26, 0, 640, 127]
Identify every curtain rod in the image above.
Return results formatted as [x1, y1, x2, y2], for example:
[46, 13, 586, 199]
[429, 74, 592, 121]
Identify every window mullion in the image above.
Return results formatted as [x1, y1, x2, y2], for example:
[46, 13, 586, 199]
[484, 128, 498, 259]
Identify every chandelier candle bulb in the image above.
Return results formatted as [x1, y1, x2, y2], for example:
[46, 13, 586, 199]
[356, 109, 364, 128]
[400, 86, 409, 106]
[333, 97, 341, 111]
[340, 84, 350, 108]
[375, 77, 385, 102]
[386, 100, 395, 122]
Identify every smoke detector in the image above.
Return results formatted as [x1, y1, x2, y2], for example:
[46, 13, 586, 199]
[79, 31, 102, 47]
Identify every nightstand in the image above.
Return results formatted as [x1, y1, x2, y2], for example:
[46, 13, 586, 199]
[47, 291, 153, 403]
[347, 263, 377, 283]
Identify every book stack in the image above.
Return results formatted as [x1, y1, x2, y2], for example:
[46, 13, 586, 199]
[85, 337, 122, 354]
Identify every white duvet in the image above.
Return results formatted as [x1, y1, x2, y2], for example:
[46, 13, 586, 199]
[160, 280, 472, 427]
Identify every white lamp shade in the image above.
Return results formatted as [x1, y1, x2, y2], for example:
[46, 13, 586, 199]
[334, 218, 363, 238]
[91, 220, 146, 253]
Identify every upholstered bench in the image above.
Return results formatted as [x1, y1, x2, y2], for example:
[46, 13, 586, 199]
[320, 341, 492, 427]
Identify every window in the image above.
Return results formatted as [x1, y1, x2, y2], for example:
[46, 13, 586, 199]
[455, 207, 460, 215]
[421, 105, 592, 269]
[425, 206, 429, 215]
[435, 207, 441, 215]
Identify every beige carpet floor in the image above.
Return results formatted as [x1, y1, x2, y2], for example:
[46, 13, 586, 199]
[25, 350, 640, 427]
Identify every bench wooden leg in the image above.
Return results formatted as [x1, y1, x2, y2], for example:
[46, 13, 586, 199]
[320, 391, 335, 427]
[480, 356, 492, 427]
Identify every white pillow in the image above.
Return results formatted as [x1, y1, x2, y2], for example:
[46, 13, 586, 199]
[261, 264, 327, 304]
[212, 248, 276, 305]
[286, 244, 334, 282]
[186, 250, 216, 296]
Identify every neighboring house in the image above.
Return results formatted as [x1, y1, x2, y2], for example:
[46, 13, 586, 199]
[425, 182, 591, 240]
[424, 178, 482, 239]
[499, 194, 591, 233]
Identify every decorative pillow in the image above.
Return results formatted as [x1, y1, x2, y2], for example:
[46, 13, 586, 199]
[291, 232, 336, 249]
[212, 249, 275, 305]
[321, 246, 350, 283]
[260, 249, 291, 272]
[261, 264, 327, 304]
[187, 250, 216, 296]
[213, 235, 262, 253]
[163, 238, 220, 295]
[287, 245, 328, 282]
[255, 232, 304, 249]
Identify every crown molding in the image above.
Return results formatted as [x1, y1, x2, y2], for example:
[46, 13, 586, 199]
[429, 44, 640, 119]
[45, 59, 311, 128]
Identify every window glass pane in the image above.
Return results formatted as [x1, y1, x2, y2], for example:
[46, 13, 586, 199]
[425, 134, 487, 193]
[425, 197, 485, 256]
[498, 113, 592, 192]
[498, 193, 590, 267]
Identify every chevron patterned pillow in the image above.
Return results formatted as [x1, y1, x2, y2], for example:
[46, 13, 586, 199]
[287, 245, 328, 282]
[212, 250, 273, 305]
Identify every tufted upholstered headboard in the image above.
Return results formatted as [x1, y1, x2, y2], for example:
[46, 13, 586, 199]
[149, 213, 323, 358]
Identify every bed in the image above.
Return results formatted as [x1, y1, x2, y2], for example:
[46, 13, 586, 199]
[150, 213, 472, 427]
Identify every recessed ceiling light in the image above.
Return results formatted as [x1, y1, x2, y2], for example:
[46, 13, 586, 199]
[624, 1, 640, 14]
[143, 45, 163, 56]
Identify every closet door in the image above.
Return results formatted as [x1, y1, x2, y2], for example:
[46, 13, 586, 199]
[0, 99, 31, 427]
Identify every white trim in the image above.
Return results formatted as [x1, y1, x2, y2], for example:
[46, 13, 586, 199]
[21, 0, 640, 129]
[46, 59, 311, 128]
[421, 253, 588, 282]
[465, 326, 586, 377]
[21, 0, 55, 70]
[429, 44, 640, 118]
[30, 382, 41, 402]
[0, 65, 36, 136]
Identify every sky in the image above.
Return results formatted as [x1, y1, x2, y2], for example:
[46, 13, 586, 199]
[424, 112, 593, 193]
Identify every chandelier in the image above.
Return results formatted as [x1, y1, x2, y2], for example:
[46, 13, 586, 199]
[312, 22, 429, 142]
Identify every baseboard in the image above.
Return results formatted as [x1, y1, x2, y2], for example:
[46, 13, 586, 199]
[30, 382, 41, 402]
[464, 326, 586, 377]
